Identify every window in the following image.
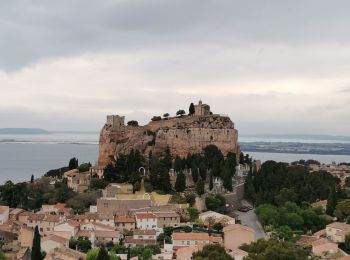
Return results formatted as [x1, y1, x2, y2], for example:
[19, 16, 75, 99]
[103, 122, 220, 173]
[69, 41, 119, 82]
[187, 241, 190, 245]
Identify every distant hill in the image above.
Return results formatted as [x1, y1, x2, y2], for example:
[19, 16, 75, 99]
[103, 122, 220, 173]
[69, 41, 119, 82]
[0, 128, 50, 135]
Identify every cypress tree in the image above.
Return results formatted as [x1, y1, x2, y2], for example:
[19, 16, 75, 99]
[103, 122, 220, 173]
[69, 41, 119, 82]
[31, 226, 42, 260]
[162, 146, 172, 170]
[175, 172, 186, 192]
[196, 178, 205, 196]
[326, 186, 337, 216]
[30, 174, 34, 183]
[209, 173, 213, 191]
[189, 102, 195, 115]
[191, 163, 199, 183]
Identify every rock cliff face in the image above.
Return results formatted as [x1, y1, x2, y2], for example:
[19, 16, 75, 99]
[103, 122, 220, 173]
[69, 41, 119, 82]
[98, 113, 240, 168]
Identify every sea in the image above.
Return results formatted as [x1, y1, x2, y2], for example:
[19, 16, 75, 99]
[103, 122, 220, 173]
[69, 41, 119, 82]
[0, 132, 350, 185]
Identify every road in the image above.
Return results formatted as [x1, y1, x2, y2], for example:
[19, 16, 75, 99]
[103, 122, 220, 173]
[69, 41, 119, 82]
[234, 201, 267, 240]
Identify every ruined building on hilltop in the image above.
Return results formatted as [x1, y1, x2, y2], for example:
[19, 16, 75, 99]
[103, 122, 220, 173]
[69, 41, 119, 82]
[97, 101, 240, 168]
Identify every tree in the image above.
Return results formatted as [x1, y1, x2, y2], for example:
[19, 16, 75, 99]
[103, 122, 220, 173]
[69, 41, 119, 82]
[175, 172, 186, 192]
[188, 207, 199, 222]
[76, 237, 92, 252]
[326, 186, 337, 216]
[239, 152, 245, 165]
[191, 163, 199, 183]
[189, 103, 195, 115]
[142, 248, 152, 260]
[176, 109, 186, 116]
[69, 157, 79, 170]
[196, 178, 205, 196]
[31, 226, 42, 260]
[193, 244, 233, 260]
[79, 162, 91, 172]
[213, 222, 223, 231]
[275, 188, 297, 206]
[90, 179, 108, 190]
[87, 248, 99, 260]
[240, 239, 311, 260]
[205, 194, 226, 212]
[96, 246, 109, 260]
[127, 120, 138, 126]
[199, 161, 207, 180]
[163, 113, 170, 119]
[209, 173, 213, 191]
[345, 234, 350, 252]
[161, 147, 172, 170]
[30, 174, 34, 183]
[151, 116, 161, 121]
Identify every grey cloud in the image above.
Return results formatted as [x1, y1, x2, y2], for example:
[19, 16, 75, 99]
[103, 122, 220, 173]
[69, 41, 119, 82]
[2, 0, 350, 69]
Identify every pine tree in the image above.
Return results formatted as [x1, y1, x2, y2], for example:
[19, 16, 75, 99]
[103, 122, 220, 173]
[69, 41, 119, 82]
[175, 172, 186, 192]
[189, 102, 195, 115]
[326, 186, 337, 216]
[96, 246, 109, 260]
[196, 178, 205, 196]
[31, 226, 42, 260]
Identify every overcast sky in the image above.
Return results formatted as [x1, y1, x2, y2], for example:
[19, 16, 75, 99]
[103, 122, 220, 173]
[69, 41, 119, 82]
[1, 0, 350, 135]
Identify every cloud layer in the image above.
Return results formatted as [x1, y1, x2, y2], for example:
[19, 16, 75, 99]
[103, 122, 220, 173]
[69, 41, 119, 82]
[0, 0, 350, 134]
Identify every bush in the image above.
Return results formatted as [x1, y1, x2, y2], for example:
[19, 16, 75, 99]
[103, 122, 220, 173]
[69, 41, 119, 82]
[127, 120, 139, 126]
[205, 194, 226, 212]
[151, 116, 162, 121]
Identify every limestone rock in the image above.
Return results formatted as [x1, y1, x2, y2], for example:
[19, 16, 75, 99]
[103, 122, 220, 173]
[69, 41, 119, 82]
[98, 105, 240, 168]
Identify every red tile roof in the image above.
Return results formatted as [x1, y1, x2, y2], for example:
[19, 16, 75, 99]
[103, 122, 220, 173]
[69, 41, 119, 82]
[172, 232, 209, 241]
[135, 213, 156, 219]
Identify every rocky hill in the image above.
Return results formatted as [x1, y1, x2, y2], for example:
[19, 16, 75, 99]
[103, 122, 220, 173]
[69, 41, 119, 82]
[98, 101, 240, 168]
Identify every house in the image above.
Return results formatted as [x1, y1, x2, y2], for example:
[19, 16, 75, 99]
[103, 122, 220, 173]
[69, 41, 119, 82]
[199, 211, 235, 226]
[97, 196, 154, 216]
[115, 215, 136, 231]
[90, 166, 104, 179]
[228, 248, 249, 260]
[18, 226, 33, 248]
[124, 229, 157, 247]
[0, 224, 17, 245]
[41, 203, 73, 216]
[53, 220, 80, 238]
[9, 208, 25, 221]
[44, 246, 86, 260]
[326, 222, 350, 243]
[0, 206, 9, 224]
[223, 224, 255, 251]
[18, 211, 31, 224]
[176, 245, 202, 260]
[27, 213, 62, 235]
[135, 213, 157, 230]
[75, 229, 121, 245]
[297, 235, 338, 256]
[41, 234, 69, 254]
[154, 212, 180, 228]
[65, 169, 91, 193]
[172, 232, 210, 249]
